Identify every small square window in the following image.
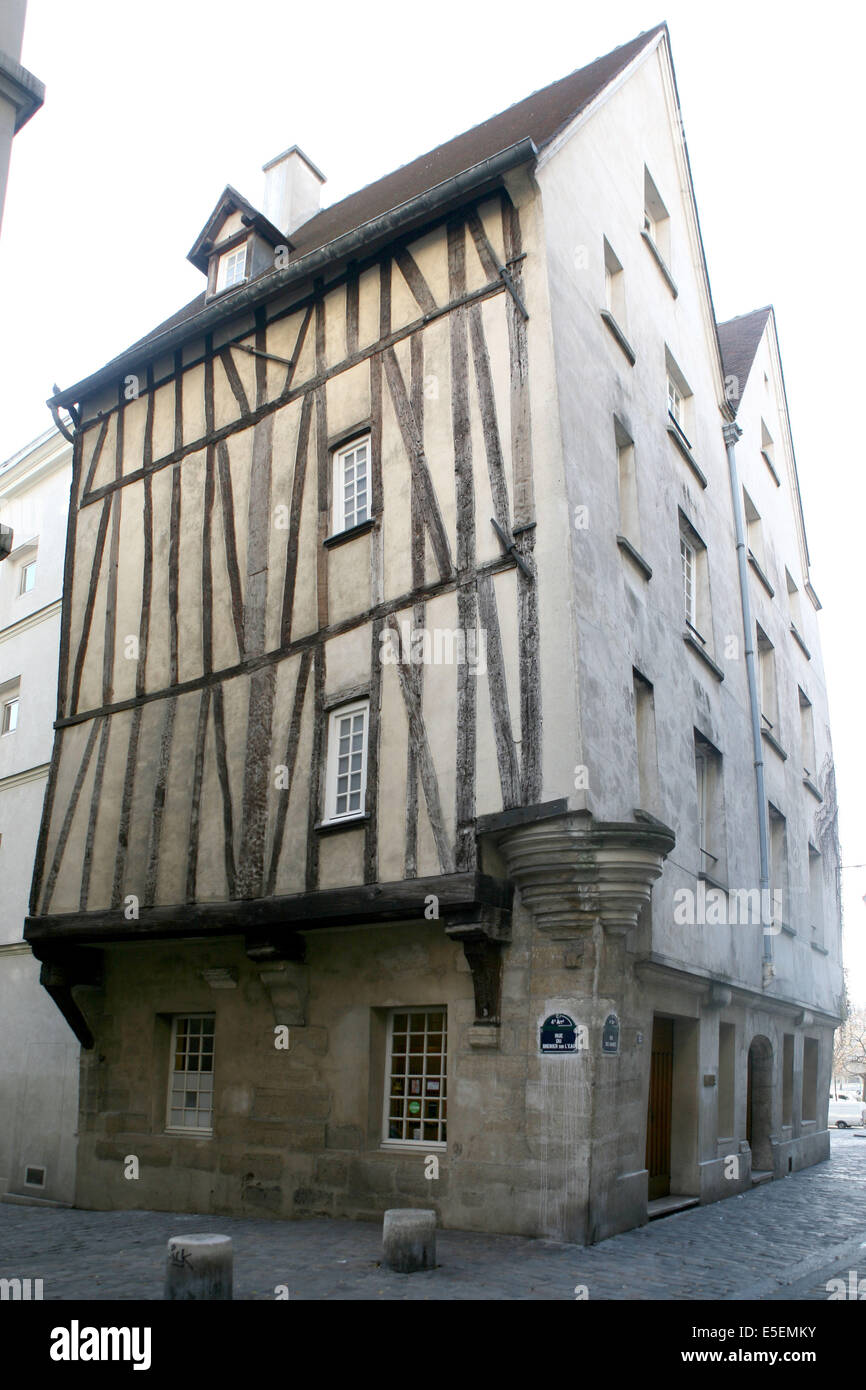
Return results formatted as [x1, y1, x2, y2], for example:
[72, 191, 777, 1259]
[383, 1007, 447, 1146]
[332, 437, 371, 535]
[166, 1014, 215, 1134]
[2, 697, 19, 734]
[215, 243, 247, 293]
[323, 700, 369, 823]
[19, 559, 36, 594]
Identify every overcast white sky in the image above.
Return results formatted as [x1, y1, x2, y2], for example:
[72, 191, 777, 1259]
[2, 0, 864, 1003]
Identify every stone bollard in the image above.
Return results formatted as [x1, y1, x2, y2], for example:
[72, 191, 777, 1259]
[382, 1209, 437, 1273]
[164, 1233, 233, 1300]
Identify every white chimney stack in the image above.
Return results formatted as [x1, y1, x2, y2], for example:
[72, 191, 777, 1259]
[262, 146, 326, 238]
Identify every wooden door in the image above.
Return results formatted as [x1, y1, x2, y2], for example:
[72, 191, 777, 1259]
[646, 1017, 674, 1199]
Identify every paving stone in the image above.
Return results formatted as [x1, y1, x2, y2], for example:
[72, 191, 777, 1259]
[0, 1131, 863, 1300]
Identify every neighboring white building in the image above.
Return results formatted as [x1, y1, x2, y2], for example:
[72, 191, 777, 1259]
[0, 426, 78, 1205]
[0, 0, 43, 235]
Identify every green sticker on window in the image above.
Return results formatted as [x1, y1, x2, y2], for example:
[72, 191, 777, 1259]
[408, 1100, 421, 1115]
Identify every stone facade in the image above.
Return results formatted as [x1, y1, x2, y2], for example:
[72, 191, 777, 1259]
[0, 427, 79, 1205]
[27, 26, 842, 1241]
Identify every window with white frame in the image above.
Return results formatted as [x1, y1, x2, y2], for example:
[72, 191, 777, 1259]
[383, 1008, 447, 1146]
[19, 557, 36, 594]
[679, 511, 712, 649]
[324, 699, 369, 822]
[215, 242, 248, 293]
[680, 533, 696, 628]
[167, 1015, 215, 1133]
[1, 694, 19, 734]
[665, 348, 692, 438]
[332, 436, 370, 535]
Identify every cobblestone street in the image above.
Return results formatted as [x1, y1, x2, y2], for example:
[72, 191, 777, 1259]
[1, 1132, 864, 1301]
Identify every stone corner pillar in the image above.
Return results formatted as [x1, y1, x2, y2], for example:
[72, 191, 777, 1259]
[495, 812, 675, 939]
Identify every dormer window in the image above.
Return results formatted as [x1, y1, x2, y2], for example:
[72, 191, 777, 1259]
[215, 242, 248, 293]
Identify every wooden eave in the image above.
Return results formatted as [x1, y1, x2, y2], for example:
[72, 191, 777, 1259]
[24, 871, 513, 950]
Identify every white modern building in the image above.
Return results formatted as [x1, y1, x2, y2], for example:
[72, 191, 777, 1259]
[0, 426, 78, 1205]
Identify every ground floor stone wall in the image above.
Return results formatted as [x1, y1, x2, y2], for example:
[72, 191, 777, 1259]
[72, 907, 836, 1243]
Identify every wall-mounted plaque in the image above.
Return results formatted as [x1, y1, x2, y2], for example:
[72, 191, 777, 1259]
[540, 1013, 579, 1053]
[602, 1013, 620, 1054]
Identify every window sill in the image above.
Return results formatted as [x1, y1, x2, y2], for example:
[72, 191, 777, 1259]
[314, 814, 370, 836]
[761, 450, 781, 486]
[810, 941, 829, 956]
[698, 870, 729, 893]
[682, 632, 724, 681]
[761, 727, 788, 761]
[640, 228, 678, 298]
[790, 623, 811, 660]
[380, 1141, 447, 1153]
[600, 310, 636, 366]
[748, 551, 775, 597]
[616, 534, 652, 579]
[779, 922, 796, 938]
[803, 776, 823, 803]
[667, 423, 707, 488]
[164, 1128, 214, 1139]
[323, 517, 375, 549]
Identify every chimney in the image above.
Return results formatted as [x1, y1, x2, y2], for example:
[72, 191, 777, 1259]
[262, 146, 326, 238]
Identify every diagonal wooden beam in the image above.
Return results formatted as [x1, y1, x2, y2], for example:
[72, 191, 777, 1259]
[469, 303, 511, 538]
[476, 573, 520, 808]
[81, 417, 109, 496]
[280, 393, 313, 646]
[41, 717, 103, 915]
[219, 346, 251, 417]
[384, 613, 454, 876]
[395, 246, 438, 317]
[69, 495, 112, 715]
[265, 648, 312, 896]
[382, 346, 453, 580]
[216, 440, 245, 659]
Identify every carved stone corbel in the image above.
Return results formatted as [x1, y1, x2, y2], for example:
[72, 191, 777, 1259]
[244, 932, 308, 1026]
[496, 813, 675, 938]
[445, 905, 511, 1027]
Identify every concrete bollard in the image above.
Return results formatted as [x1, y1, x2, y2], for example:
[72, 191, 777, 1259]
[164, 1233, 233, 1300]
[382, 1209, 437, 1273]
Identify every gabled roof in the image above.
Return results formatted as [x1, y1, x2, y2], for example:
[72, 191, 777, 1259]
[187, 185, 286, 273]
[289, 24, 666, 259]
[52, 23, 668, 405]
[717, 307, 772, 415]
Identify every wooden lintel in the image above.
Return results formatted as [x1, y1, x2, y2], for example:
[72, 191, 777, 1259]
[25, 871, 513, 948]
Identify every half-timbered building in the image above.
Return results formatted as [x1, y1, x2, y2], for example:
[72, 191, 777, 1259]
[27, 24, 843, 1242]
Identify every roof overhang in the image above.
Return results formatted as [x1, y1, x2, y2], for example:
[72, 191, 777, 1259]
[49, 137, 538, 412]
[0, 48, 44, 133]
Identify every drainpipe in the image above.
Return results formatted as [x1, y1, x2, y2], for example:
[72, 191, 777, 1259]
[723, 421, 773, 980]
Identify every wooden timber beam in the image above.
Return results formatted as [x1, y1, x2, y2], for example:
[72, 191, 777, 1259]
[25, 871, 513, 949]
